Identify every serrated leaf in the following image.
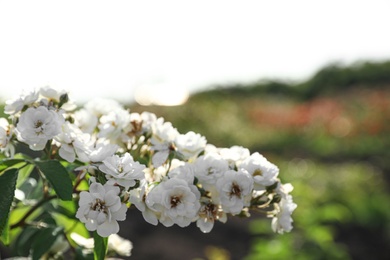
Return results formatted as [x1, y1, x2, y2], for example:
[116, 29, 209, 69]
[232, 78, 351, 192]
[93, 231, 108, 260]
[31, 226, 63, 260]
[0, 168, 18, 236]
[35, 160, 73, 201]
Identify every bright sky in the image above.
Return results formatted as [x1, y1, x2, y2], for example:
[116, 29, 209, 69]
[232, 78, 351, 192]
[1, 0, 390, 105]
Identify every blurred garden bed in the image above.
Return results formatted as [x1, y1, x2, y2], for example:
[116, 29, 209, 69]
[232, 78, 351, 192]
[128, 61, 390, 259]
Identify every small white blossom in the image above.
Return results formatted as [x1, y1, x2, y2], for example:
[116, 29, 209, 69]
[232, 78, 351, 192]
[39, 86, 76, 110]
[146, 178, 201, 227]
[193, 152, 229, 188]
[88, 140, 119, 163]
[140, 111, 157, 134]
[196, 199, 227, 233]
[0, 118, 15, 157]
[218, 146, 251, 168]
[4, 89, 39, 115]
[71, 233, 133, 257]
[99, 152, 145, 189]
[150, 119, 179, 167]
[271, 194, 297, 234]
[107, 233, 133, 257]
[98, 109, 131, 142]
[174, 131, 207, 161]
[76, 182, 127, 237]
[129, 180, 159, 226]
[55, 122, 92, 162]
[271, 183, 297, 234]
[215, 169, 253, 215]
[168, 161, 194, 184]
[239, 152, 279, 189]
[39, 86, 65, 101]
[73, 108, 98, 134]
[84, 98, 124, 117]
[15, 106, 63, 151]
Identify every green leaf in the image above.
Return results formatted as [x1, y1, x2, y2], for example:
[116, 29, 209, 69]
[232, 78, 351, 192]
[93, 231, 108, 260]
[14, 226, 40, 256]
[0, 168, 18, 236]
[35, 160, 73, 201]
[0, 158, 26, 172]
[0, 216, 10, 245]
[31, 226, 63, 260]
[16, 163, 35, 188]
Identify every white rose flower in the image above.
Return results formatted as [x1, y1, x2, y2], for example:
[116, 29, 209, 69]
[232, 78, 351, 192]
[4, 89, 39, 115]
[76, 182, 127, 237]
[129, 180, 159, 226]
[218, 146, 251, 168]
[39, 86, 65, 101]
[140, 111, 157, 134]
[15, 106, 63, 151]
[99, 152, 145, 189]
[193, 152, 229, 188]
[146, 178, 201, 227]
[107, 233, 133, 257]
[168, 161, 194, 184]
[88, 140, 119, 163]
[215, 169, 253, 215]
[271, 194, 297, 234]
[150, 119, 179, 167]
[174, 131, 207, 161]
[84, 97, 124, 117]
[196, 199, 227, 233]
[0, 118, 15, 157]
[71, 233, 133, 257]
[98, 109, 131, 142]
[239, 152, 279, 189]
[39, 86, 76, 111]
[55, 122, 92, 163]
[73, 108, 98, 134]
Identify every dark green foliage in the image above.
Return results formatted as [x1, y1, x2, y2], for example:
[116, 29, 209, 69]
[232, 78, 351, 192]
[35, 160, 73, 201]
[0, 168, 18, 237]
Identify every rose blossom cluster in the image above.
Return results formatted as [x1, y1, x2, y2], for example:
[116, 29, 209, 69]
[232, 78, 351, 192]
[1, 87, 296, 237]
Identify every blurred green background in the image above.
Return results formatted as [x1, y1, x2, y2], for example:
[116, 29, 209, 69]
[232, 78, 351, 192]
[129, 60, 390, 260]
[1, 60, 389, 260]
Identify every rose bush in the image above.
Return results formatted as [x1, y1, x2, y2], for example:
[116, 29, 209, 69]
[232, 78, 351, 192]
[0, 86, 296, 259]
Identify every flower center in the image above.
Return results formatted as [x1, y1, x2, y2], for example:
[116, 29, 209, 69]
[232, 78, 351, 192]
[92, 199, 107, 213]
[229, 182, 242, 198]
[117, 163, 124, 173]
[207, 167, 216, 175]
[253, 169, 262, 176]
[170, 195, 182, 208]
[203, 203, 217, 220]
[34, 120, 44, 135]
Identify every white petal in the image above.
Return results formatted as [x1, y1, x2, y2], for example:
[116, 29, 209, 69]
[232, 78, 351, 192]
[97, 220, 119, 237]
[196, 218, 214, 233]
[59, 145, 76, 162]
[152, 150, 169, 167]
[79, 191, 93, 205]
[89, 183, 105, 200]
[85, 219, 97, 231]
[110, 204, 127, 221]
[105, 191, 122, 212]
[142, 209, 158, 226]
[97, 211, 107, 225]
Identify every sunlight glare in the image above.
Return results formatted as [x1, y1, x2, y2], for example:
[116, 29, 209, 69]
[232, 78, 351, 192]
[134, 82, 189, 106]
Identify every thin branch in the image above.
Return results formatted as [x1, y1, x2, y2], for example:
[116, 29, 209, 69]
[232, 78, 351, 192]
[10, 194, 57, 229]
